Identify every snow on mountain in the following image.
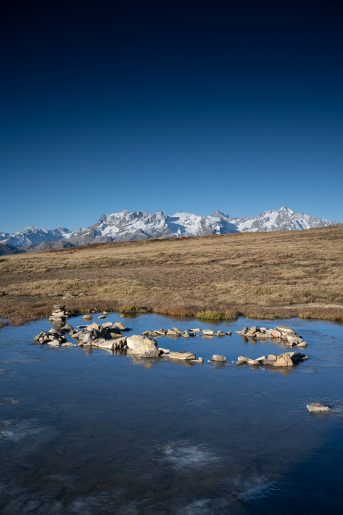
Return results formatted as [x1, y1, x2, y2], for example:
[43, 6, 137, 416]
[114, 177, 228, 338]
[68, 210, 240, 245]
[98, 211, 170, 239]
[69, 206, 333, 244]
[0, 227, 72, 249]
[0, 207, 336, 251]
[166, 212, 223, 236]
[69, 211, 171, 245]
[229, 207, 333, 232]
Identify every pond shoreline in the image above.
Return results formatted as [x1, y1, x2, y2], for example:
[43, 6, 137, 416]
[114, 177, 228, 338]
[1, 302, 343, 329]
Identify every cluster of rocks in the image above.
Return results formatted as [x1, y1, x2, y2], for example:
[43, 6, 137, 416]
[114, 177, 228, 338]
[35, 309, 205, 362]
[237, 351, 308, 368]
[36, 307, 129, 350]
[35, 307, 315, 372]
[72, 321, 128, 351]
[143, 327, 232, 338]
[34, 328, 75, 347]
[237, 325, 307, 347]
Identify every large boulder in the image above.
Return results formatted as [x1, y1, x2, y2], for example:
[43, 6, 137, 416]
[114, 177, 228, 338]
[126, 335, 160, 357]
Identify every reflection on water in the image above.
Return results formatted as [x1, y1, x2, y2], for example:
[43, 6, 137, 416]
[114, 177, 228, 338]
[0, 313, 342, 514]
[163, 442, 220, 470]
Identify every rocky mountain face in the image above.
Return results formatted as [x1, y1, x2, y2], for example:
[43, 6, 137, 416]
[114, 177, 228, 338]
[230, 206, 332, 232]
[0, 227, 71, 250]
[0, 207, 335, 252]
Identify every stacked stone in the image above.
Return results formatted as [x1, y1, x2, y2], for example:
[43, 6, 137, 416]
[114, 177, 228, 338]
[49, 305, 67, 325]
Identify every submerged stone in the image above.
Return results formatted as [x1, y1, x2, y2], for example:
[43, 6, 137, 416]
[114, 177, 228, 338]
[307, 402, 331, 413]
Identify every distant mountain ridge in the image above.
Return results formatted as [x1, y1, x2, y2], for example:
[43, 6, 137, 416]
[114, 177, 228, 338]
[0, 207, 337, 252]
[0, 227, 71, 249]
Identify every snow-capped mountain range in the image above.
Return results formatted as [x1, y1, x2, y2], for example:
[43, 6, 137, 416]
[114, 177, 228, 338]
[0, 207, 337, 252]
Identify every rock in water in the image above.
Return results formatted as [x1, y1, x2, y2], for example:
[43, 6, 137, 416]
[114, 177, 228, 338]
[167, 352, 196, 361]
[236, 325, 308, 347]
[307, 402, 331, 413]
[211, 354, 227, 362]
[47, 339, 61, 347]
[34, 330, 67, 345]
[166, 351, 196, 360]
[202, 329, 215, 336]
[113, 321, 126, 331]
[126, 335, 160, 357]
[237, 352, 308, 367]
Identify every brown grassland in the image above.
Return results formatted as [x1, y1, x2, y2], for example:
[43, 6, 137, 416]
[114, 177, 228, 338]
[1, 225, 343, 325]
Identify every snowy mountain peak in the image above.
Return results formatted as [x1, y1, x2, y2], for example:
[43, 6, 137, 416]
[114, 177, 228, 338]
[278, 206, 294, 213]
[230, 206, 333, 232]
[212, 210, 230, 218]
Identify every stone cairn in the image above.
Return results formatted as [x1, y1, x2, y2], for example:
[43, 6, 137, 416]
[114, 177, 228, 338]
[49, 305, 68, 326]
[35, 305, 72, 346]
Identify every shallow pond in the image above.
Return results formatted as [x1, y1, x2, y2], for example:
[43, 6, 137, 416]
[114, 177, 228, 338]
[0, 313, 342, 514]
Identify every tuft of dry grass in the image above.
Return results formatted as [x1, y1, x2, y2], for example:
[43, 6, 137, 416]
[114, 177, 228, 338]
[1, 225, 343, 325]
[196, 310, 223, 321]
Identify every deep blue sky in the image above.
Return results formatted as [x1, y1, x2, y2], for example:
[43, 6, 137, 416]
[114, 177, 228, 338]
[1, 0, 343, 231]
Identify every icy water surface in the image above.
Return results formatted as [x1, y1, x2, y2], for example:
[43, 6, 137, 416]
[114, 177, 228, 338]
[0, 313, 343, 514]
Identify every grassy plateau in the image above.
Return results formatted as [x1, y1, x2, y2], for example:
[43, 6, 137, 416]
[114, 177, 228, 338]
[1, 225, 343, 325]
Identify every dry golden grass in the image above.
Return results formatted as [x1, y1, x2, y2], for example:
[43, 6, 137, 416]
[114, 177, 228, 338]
[1, 225, 343, 324]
